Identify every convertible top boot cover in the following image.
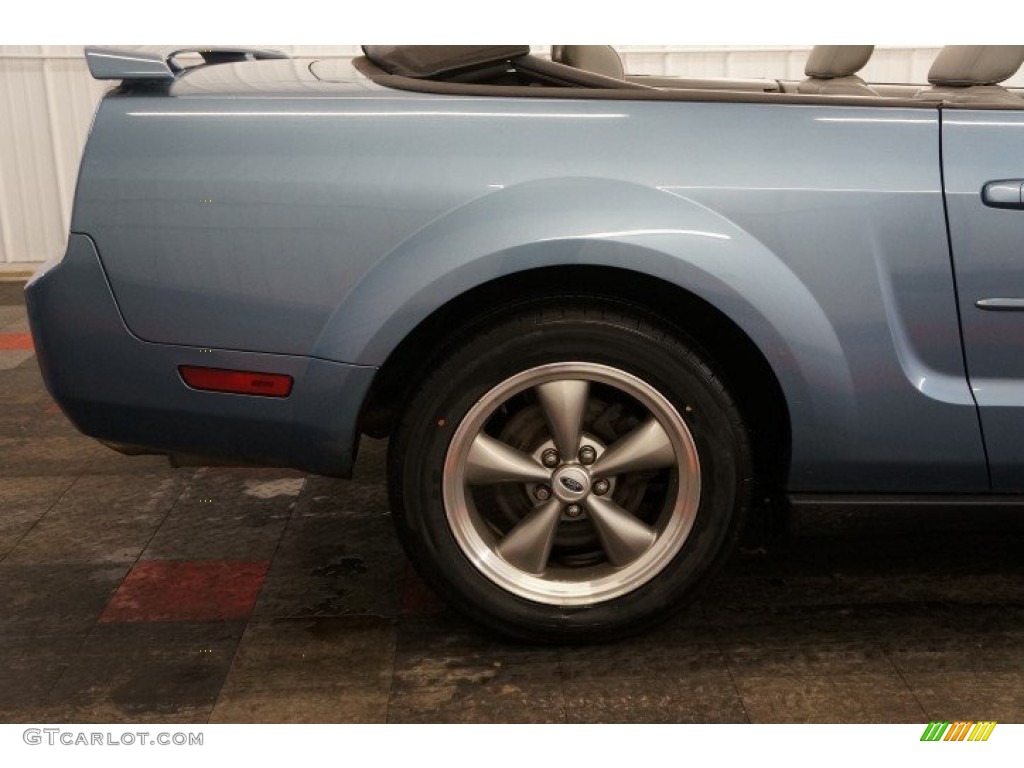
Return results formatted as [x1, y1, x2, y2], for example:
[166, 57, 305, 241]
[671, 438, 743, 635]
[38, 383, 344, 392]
[361, 45, 530, 78]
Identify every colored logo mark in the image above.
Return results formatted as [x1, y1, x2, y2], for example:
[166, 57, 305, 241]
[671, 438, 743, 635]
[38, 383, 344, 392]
[920, 721, 997, 742]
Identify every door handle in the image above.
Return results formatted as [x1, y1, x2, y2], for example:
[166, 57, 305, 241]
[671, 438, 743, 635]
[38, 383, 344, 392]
[977, 298, 1024, 311]
[982, 180, 1024, 209]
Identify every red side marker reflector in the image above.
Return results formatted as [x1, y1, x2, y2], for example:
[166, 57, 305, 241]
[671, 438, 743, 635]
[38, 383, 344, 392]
[0, 333, 33, 350]
[178, 365, 293, 397]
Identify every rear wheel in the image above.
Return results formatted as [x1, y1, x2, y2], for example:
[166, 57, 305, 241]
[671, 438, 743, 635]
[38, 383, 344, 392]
[388, 301, 751, 642]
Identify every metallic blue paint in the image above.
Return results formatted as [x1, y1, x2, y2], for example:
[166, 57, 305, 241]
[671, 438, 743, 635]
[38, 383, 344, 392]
[943, 109, 1024, 490]
[26, 57, 1013, 489]
[26, 234, 375, 476]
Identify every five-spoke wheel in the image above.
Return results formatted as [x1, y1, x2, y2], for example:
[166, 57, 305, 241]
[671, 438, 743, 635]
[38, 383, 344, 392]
[444, 362, 701, 605]
[389, 301, 750, 641]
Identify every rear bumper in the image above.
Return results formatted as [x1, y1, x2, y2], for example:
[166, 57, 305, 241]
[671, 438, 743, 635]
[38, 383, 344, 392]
[25, 234, 376, 477]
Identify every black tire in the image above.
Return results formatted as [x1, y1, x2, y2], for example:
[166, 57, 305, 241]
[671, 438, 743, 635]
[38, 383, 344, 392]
[388, 299, 752, 643]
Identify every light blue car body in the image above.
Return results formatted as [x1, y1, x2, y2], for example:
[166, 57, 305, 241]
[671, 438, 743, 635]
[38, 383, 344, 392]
[25, 55, 1024, 494]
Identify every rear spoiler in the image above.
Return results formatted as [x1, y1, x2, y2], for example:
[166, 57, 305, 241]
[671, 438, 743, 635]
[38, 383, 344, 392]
[84, 46, 289, 81]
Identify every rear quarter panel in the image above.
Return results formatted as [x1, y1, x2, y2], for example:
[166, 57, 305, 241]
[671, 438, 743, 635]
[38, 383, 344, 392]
[72, 86, 987, 492]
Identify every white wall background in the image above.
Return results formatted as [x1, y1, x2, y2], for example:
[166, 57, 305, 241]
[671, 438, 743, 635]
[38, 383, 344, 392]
[1, 44, 1006, 270]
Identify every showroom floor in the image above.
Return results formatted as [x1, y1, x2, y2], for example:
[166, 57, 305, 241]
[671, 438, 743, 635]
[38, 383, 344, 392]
[1, 280, 1023, 724]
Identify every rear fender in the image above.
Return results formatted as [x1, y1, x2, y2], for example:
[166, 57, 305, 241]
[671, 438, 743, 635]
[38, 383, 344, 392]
[312, 176, 854, 445]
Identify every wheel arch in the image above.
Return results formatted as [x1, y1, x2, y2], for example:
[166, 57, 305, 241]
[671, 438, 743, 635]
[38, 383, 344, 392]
[360, 265, 793, 492]
[320, 177, 854, 492]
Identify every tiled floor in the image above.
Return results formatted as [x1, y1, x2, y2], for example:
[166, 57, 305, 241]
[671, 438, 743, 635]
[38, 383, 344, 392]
[1, 280, 1023, 723]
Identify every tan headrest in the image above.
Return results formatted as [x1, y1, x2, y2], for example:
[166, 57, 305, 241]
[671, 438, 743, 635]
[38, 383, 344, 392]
[552, 45, 624, 80]
[805, 45, 874, 79]
[928, 45, 1024, 86]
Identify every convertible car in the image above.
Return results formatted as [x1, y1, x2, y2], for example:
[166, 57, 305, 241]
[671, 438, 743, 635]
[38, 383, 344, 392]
[25, 44, 1024, 640]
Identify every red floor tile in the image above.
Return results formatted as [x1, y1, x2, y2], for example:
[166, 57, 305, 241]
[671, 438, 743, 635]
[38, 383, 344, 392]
[100, 560, 270, 622]
[0, 333, 33, 350]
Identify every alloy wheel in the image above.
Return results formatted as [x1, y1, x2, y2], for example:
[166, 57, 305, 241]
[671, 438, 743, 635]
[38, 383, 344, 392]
[442, 361, 702, 606]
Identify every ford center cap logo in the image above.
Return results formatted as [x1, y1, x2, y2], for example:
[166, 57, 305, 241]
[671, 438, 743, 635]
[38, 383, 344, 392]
[560, 476, 585, 493]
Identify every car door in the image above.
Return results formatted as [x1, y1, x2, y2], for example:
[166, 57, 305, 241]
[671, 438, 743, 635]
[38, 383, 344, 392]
[943, 106, 1024, 490]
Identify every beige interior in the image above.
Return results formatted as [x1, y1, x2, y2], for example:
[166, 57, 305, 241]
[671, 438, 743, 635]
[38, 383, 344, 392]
[358, 45, 1024, 109]
[552, 45, 780, 93]
[915, 45, 1024, 105]
[797, 45, 876, 96]
[550, 44, 1024, 107]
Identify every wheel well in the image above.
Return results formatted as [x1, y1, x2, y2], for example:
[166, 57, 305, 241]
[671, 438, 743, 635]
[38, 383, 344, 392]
[360, 266, 791, 491]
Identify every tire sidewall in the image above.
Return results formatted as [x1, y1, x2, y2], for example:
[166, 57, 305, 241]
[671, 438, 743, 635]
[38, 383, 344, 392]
[392, 305, 749, 641]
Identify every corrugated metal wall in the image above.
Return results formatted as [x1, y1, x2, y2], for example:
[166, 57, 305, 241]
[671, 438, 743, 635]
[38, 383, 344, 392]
[1, 44, 998, 269]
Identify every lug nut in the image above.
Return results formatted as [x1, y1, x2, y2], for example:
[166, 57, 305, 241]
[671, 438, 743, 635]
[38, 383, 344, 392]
[566, 504, 582, 518]
[541, 449, 560, 468]
[578, 445, 597, 465]
[535, 486, 551, 501]
[593, 479, 610, 496]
